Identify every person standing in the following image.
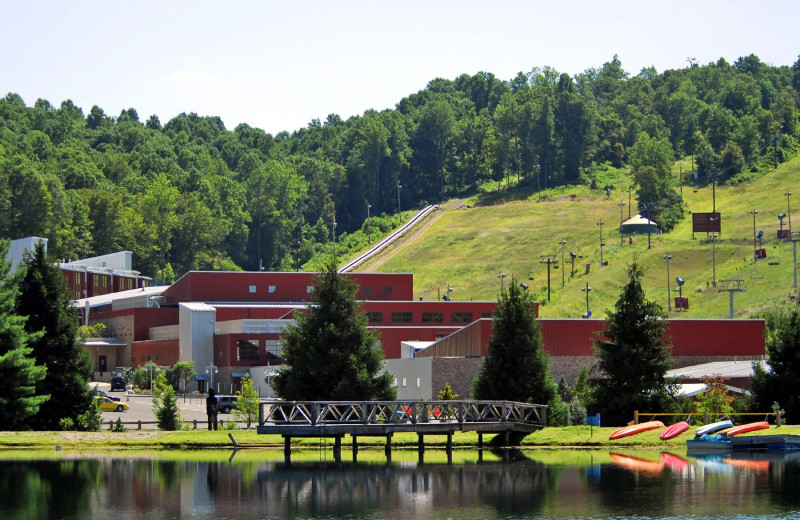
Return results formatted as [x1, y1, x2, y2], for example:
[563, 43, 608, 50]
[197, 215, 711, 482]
[206, 388, 219, 431]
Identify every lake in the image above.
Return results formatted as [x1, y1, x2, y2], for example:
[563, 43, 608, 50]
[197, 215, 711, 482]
[1, 447, 798, 519]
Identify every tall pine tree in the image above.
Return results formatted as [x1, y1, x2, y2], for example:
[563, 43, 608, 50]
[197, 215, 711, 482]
[749, 308, 800, 423]
[15, 241, 92, 430]
[0, 240, 48, 430]
[473, 278, 556, 408]
[590, 262, 679, 425]
[272, 259, 396, 401]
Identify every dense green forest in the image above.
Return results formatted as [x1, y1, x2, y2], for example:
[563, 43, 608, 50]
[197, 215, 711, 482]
[1, 54, 799, 282]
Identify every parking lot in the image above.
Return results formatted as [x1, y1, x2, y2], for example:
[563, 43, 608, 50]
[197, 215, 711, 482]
[93, 382, 238, 430]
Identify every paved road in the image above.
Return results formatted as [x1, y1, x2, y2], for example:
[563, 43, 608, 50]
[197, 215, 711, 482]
[93, 382, 236, 430]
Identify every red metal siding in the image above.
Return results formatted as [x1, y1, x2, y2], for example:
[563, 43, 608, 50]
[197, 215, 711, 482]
[541, 319, 605, 356]
[668, 320, 764, 356]
[162, 271, 414, 304]
[371, 326, 457, 359]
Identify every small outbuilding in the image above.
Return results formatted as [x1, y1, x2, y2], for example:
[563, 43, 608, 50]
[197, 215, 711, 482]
[620, 214, 658, 234]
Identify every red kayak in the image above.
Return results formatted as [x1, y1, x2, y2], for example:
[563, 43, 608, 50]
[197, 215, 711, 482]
[718, 421, 770, 437]
[660, 421, 690, 440]
[609, 420, 665, 440]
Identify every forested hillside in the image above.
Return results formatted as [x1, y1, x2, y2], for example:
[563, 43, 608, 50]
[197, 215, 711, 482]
[1, 54, 798, 281]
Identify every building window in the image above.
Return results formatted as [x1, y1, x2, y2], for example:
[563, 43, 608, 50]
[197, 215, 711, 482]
[366, 312, 383, 323]
[402, 377, 407, 387]
[307, 286, 314, 294]
[422, 312, 443, 323]
[481, 312, 494, 319]
[416, 377, 421, 387]
[264, 339, 281, 358]
[268, 285, 276, 293]
[385, 286, 393, 294]
[451, 312, 474, 323]
[75, 272, 81, 285]
[249, 285, 257, 293]
[236, 340, 259, 361]
[364, 286, 372, 294]
[391, 312, 413, 323]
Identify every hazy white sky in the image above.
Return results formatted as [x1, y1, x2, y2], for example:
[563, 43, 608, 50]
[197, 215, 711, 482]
[2, 1, 798, 135]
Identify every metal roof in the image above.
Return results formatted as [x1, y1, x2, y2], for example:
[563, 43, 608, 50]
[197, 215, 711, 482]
[667, 359, 769, 379]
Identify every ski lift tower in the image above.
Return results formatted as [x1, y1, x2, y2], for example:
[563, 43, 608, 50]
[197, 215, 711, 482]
[718, 279, 745, 319]
[784, 231, 800, 293]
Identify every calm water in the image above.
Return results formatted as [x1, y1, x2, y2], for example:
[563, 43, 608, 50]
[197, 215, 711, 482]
[1, 448, 799, 519]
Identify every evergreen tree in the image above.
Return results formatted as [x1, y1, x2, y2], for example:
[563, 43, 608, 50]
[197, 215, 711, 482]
[15, 241, 92, 430]
[749, 308, 800, 422]
[473, 278, 557, 409]
[272, 259, 396, 401]
[152, 371, 182, 431]
[0, 240, 48, 430]
[590, 262, 679, 425]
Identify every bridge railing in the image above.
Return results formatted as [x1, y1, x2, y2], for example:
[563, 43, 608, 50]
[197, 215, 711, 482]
[258, 400, 547, 428]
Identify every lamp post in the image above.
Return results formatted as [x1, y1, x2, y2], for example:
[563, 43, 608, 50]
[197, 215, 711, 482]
[676, 276, 685, 310]
[569, 251, 577, 278]
[712, 232, 718, 287]
[785, 191, 792, 233]
[663, 253, 673, 311]
[750, 209, 759, 260]
[597, 220, 605, 266]
[366, 200, 372, 243]
[497, 272, 506, 292]
[779, 212, 786, 232]
[397, 184, 402, 214]
[206, 364, 218, 394]
[581, 282, 592, 317]
[618, 201, 626, 245]
[558, 239, 566, 288]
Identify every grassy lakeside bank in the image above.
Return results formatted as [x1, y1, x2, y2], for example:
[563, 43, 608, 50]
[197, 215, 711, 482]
[2, 425, 796, 450]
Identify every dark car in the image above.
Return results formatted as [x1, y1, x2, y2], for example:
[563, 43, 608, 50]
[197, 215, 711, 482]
[95, 389, 121, 402]
[217, 396, 238, 413]
[110, 376, 126, 391]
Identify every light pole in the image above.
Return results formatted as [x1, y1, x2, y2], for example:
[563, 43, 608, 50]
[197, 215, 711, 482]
[750, 209, 759, 260]
[206, 364, 218, 394]
[397, 184, 402, 214]
[618, 201, 626, 245]
[785, 191, 792, 232]
[581, 282, 592, 318]
[497, 272, 506, 292]
[676, 276, 685, 310]
[711, 232, 718, 287]
[663, 253, 673, 311]
[366, 200, 372, 243]
[569, 251, 577, 278]
[597, 220, 605, 266]
[558, 239, 566, 288]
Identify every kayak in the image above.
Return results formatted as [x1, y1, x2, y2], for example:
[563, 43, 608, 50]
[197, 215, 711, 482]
[718, 421, 771, 437]
[610, 453, 665, 473]
[660, 421, 690, 440]
[695, 419, 733, 437]
[609, 420, 665, 440]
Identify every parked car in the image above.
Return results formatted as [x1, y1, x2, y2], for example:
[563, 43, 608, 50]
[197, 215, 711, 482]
[110, 376, 126, 391]
[94, 396, 129, 412]
[94, 389, 121, 402]
[217, 396, 238, 413]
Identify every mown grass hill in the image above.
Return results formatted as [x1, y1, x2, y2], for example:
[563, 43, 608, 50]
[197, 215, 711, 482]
[353, 156, 800, 320]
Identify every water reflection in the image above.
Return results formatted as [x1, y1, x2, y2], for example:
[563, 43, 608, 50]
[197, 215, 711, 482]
[0, 449, 798, 519]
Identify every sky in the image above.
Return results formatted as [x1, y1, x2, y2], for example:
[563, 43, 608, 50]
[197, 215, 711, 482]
[2, 1, 799, 136]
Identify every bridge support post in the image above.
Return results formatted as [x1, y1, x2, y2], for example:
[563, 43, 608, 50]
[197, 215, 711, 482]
[352, 435, 359, 461]
[385, 434, 393, 462]
[284, 436, 291, 463]
[478, 433, 483, 449]
[333, 435, 342, 462]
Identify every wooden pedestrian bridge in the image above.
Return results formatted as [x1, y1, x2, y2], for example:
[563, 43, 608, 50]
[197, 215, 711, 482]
[256, 400, 548, 461]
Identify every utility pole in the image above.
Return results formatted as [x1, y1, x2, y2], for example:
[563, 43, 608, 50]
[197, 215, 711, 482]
[750, 209, 759, 260]
[618, 201, 626, 245]
[540, 255, 558, 302]
[497, 272, 506, 293]
[366, 200, 371, 243]
[786, 191, 792, 233]
[785, 232, 800, 293]
[581, 282, 592, 317]
[711, 233, 718, 288]
[558, 239, 566, 288]
[663, 253, 673, 311]
[597, 220, 605, 266]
